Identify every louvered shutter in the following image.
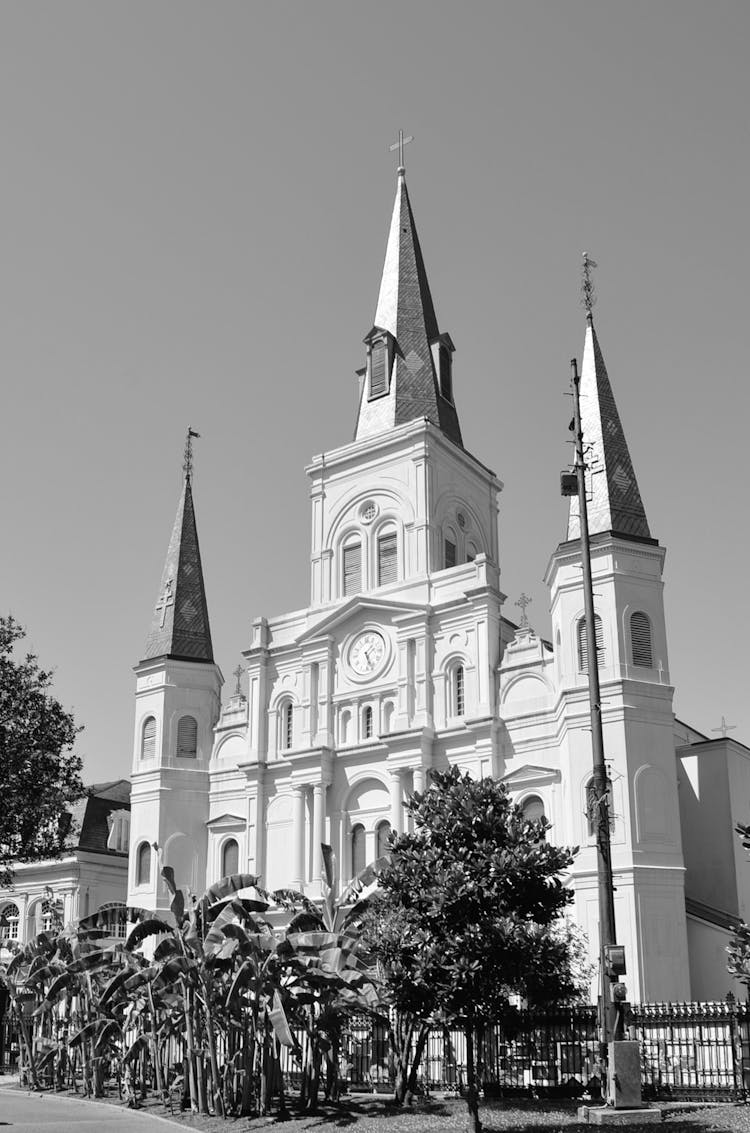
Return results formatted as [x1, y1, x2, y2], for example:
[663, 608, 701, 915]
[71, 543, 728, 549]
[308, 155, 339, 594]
[343, 543, 361, 595]
[578, 615, 605, 672]
[631, 612, 653, 667]
[378, 533, 397, 586]
[370, 346, 387, 397]
[454, 666, 465, 716]
[142, 717, 156, 759]
[177, 715, 198, 758]
[444, 539, 457, 569]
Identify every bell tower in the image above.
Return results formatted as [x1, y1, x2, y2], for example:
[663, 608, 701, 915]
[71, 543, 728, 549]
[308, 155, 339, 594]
[127, 430, 222, 912]
[546, 280, 689, 1001]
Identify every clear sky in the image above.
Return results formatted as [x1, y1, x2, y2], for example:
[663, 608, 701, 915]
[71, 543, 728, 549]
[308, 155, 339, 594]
[2, 1, 748, 783]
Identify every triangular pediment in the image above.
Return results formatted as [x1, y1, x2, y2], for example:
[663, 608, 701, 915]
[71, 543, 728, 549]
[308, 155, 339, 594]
[296, 596, 427, 645]
[205, 813, 245, 830]
[501, 764, 561, 789]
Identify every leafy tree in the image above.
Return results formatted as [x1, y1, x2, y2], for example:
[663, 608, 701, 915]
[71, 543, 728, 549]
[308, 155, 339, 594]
[361, 765, 577, 1132]
[0, 616, 84, 885]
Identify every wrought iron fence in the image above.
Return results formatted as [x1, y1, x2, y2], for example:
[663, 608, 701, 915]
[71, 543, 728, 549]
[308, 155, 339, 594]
[3, 997, 750, 1101]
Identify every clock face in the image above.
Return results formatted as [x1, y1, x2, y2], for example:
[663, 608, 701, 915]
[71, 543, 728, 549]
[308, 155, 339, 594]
[349, 631, 386, 675]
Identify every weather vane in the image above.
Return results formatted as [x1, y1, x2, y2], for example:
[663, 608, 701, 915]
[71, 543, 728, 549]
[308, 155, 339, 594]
[581, 251, 597, 319]
[389, 129, 414, 171]
[183, 427, 201, 481]
[515, 593, 532, 628]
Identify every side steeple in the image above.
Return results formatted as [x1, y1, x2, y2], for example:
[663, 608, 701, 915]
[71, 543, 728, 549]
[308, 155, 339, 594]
[354, 154, 462, 447]
[143, 429, 214, 663]
[566, 272, 651, 542]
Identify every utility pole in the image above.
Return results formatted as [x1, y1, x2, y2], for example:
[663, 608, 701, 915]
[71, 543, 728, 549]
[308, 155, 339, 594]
[564, 357, 619, 1067]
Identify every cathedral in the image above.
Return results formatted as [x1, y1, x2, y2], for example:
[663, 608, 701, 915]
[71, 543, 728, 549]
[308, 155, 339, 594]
[127, 159, 750, 1004]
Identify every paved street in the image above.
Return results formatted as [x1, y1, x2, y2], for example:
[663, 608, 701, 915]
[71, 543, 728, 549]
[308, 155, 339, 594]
[0, 1089, 180, 1131]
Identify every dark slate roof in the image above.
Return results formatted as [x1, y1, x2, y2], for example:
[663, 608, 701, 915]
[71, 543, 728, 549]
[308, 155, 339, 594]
[143, 476, 214, 664]
[69, 779, 131, 856]
[567, 317, 651, 542]
[355, 170, 462, 447]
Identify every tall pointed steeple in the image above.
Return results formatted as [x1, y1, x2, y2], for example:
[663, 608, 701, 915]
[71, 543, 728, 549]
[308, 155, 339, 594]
[567, 313, 652, 543]
[143, 431, 214, 663]
[354, 163, 462, 446]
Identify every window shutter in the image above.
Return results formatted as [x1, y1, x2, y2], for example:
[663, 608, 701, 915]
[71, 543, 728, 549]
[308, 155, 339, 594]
[137, 843, 151, 886]
[370, 345, 387, 397]
[377, 533, 397, 586]
[343, 542, 362, 595]
[222, 839, 239, 878]
[631, 612, 653, 667]
[142, 717, 156, 760]
[177, 715, 198, 758]
[440, 345, 453, 402]
[283, 702, 293, 750]
[578, 615, 605, 672]
[444, 539, 457, 569]
[454, 665, 465, 716]
[364, 706, 373, 739]
[352, 825, 366, 877]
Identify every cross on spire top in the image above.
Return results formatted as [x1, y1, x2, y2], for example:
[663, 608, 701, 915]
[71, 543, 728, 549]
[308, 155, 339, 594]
[389, 129, 414, 173]
[183, 427, 201, 481]
[581, 252, 597, 320]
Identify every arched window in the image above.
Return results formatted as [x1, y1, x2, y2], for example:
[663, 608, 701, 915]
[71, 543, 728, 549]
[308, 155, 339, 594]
[444, 527, 457, 569]
[586, 777, 615, 838]
[377, 529, 398, 586]
[340, 709, 351, 746]
[141, 716, 156, 760]
[376, 820, 391, 858]
[631, 612, 653, 668]
[382, 701, 394, 735]
[0, 903, 20, 941]
[351, 824, 366, 877]
[176, 715, 198, 758]
[222, 838, 239, 878]
[577, 615, 605, 673]
[280, 700, 294, 751]
[343, 537, 362, 596]
[363, 705, 374, 740]
[452, 664, 465, 717]
[136, 842, 152, 886]
[520, 795, 547, 838]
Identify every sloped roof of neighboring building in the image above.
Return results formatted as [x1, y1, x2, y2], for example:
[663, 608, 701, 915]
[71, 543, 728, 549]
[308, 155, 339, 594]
[67, 779, 131, 856]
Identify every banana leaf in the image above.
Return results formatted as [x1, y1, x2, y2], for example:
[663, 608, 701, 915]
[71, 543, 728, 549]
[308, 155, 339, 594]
[125, 918, 175, 952]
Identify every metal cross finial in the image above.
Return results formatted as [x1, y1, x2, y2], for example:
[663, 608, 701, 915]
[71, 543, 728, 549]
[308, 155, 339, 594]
[712, 716, 737, 739]
[389, 129, 414, 171]
[581, 252, 598, 318]
[515, 592, 532, 628]
[183, 427, 201, 481]
[233, 664, 243, 697]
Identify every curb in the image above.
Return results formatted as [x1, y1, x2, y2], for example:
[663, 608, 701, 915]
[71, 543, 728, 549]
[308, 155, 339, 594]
[0, 1087, 186, 1127]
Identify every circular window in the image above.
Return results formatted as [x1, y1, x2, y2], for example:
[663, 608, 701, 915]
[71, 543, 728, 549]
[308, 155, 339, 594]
[360, 501, 378, 523]
[457, 512, 466, 529]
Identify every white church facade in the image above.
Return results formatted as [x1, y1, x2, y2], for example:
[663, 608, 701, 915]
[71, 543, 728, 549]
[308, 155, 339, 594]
[127, 160, 750, 1004]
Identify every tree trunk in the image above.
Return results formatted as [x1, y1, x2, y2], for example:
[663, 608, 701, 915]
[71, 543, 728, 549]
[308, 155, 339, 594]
[464, 1015, 481, 1133]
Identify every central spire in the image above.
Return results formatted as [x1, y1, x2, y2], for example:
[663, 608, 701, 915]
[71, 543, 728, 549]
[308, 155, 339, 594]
[354, 158, 462, 446]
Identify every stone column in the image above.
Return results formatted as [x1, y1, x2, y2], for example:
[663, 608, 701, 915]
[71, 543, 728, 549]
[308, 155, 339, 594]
[312, 781, 326, 888]
[413, 764, 425, 795]
[292, 785, 306, 891]
[389, 770, 403, 834]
